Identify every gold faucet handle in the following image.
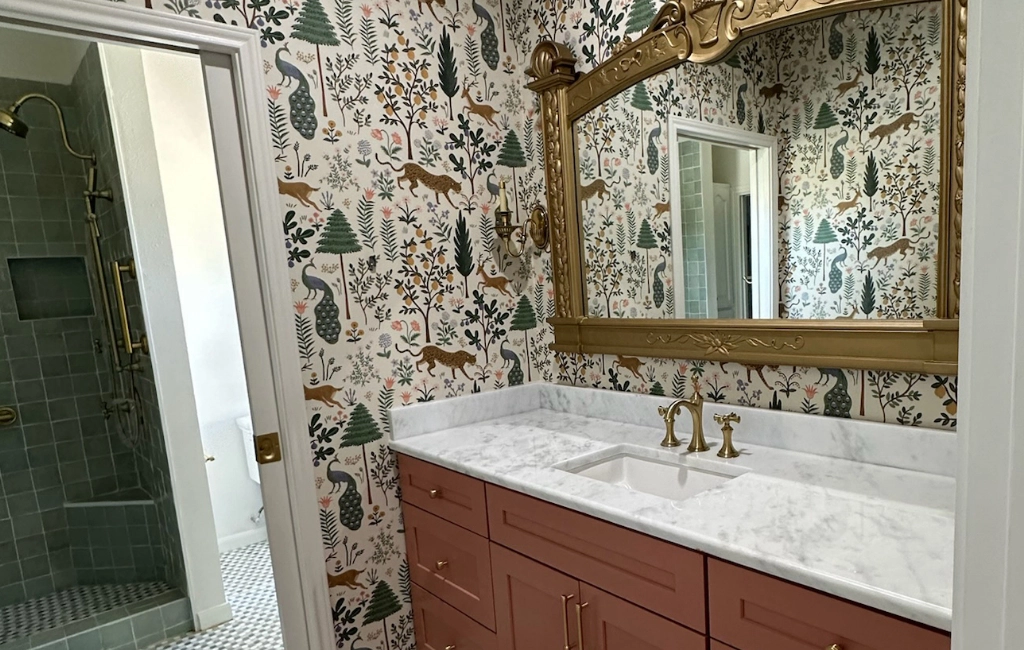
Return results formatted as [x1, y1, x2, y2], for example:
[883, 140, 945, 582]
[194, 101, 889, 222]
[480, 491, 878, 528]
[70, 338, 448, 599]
[713, 412, 741, 427]
[714, 412, 742, 459]
[657, 405, 670, 419]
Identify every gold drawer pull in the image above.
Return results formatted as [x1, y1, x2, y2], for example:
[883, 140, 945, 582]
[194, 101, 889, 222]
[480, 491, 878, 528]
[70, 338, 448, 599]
[560, 594, 575, 650]
[575, 601, 589, 650]
[429, 488, 442, 499]
[445, 646, 456, 650]
[435, 560, 448, 570]
[826, 645, 844, 650]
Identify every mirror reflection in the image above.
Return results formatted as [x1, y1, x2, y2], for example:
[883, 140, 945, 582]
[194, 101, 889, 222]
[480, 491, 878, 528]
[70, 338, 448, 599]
[576, 2, 943, 320]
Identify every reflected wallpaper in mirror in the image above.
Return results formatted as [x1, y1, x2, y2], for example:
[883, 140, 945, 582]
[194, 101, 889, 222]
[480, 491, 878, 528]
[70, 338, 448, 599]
[576, 2, 942, 320]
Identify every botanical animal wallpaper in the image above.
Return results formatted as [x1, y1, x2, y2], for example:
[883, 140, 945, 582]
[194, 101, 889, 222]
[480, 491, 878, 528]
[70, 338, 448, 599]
[93, 0, 957, 648]
[578, 2, 943, 320]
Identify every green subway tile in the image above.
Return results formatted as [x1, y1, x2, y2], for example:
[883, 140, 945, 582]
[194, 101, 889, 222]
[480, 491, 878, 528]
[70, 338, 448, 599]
[65, 629, 102, 650]
[15, 533, 47, 557]
[98, 620, 134, 649]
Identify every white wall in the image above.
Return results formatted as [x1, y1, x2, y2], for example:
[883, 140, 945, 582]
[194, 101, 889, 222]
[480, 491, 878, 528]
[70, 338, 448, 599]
[139, 50, 266, 553]
[711, 145, 751, 190]
[0, 25, 89, 84]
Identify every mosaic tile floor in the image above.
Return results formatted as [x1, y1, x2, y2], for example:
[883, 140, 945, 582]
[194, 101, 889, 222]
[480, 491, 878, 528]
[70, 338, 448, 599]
[148, 542, 282, 650]
[0, 582, 173, 645]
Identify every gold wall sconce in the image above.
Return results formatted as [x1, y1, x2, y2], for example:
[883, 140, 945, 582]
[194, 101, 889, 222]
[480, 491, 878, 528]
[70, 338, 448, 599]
[494, 180, 549, 258]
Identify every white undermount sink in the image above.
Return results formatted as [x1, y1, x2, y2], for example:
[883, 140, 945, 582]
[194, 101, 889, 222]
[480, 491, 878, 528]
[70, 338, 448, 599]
[572, 453, 735, 502]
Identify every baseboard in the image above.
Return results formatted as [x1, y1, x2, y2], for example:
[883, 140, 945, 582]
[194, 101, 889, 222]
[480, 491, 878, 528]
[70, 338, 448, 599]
[217, 526, 268, 554]
[193, 600, 233, 631]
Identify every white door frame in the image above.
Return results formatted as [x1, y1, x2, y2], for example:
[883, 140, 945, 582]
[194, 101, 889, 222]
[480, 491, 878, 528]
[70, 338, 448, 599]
[666, 116, 778, 319]
[954, 1, 1024, 648]
[0, 2, 333, 649]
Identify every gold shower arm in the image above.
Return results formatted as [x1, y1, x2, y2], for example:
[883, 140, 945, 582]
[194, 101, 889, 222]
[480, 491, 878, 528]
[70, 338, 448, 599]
[10, 93, 94, 162]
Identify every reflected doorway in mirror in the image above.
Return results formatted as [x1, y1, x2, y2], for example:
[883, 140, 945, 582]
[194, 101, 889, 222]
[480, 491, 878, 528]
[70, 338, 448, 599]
[666, 117, 777, 320]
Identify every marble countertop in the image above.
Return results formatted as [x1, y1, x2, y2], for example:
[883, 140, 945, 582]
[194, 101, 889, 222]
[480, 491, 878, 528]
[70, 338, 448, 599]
[389, 386, 955, 631]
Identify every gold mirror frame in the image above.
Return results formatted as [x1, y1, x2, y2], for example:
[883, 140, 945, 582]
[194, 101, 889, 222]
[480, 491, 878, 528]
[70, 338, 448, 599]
[528, 0, 966, 375]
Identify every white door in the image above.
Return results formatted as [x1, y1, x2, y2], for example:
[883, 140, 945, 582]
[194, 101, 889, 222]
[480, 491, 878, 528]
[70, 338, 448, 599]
[95, 37, 332, 650]
[200, 53, 334, 649]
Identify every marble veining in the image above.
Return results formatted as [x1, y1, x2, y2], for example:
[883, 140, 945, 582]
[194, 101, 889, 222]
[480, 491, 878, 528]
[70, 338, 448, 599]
[389, 385, 955, 631]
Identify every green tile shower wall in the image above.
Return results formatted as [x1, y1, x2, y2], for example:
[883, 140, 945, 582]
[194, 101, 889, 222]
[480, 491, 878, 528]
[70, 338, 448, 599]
[66, 502, 163, 584]
[0, 75, 151, 607]
[72, 46, 186, 593]
[679, 140, 709, 318]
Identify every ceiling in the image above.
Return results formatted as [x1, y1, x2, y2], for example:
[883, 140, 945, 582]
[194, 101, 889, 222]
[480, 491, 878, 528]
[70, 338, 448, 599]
[0, 26, 91, 85]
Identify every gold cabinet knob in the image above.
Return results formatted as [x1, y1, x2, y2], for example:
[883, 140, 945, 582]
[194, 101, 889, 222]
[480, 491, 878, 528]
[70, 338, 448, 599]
[826, 645, 843, 650]
[429, 488, 442, 499]
[435, 560, 448, 570]
[445, 646, 456, 650]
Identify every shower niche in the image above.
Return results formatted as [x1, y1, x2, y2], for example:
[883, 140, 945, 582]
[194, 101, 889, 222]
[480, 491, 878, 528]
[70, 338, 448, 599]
[8, 256, 95, 320]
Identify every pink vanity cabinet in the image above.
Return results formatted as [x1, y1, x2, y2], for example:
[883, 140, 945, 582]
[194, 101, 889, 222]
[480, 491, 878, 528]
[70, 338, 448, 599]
[397, 454, 951, 650]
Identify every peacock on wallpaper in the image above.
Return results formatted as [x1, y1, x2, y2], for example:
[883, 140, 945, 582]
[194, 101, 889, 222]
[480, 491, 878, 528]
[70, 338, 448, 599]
[101, 0, 957, 648]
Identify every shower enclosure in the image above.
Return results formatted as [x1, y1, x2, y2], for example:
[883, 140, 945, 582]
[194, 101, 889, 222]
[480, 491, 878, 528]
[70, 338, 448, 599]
[0, 43, 189, 649]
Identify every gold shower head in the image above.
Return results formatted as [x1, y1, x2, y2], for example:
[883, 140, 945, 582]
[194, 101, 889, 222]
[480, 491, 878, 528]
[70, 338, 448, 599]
[0, 105, 28, 138]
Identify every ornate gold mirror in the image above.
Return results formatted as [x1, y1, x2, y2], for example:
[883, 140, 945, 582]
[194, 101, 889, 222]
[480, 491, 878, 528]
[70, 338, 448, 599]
[528, 0, 964, 374]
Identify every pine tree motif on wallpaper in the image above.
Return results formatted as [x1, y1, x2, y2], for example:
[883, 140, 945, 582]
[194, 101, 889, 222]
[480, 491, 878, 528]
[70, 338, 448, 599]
[107, 0, 960, 647]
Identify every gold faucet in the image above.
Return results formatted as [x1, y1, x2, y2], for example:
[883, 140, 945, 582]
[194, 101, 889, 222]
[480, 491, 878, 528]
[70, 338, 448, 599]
[657, 392, 709, 452]
[713, 412, 742, 458]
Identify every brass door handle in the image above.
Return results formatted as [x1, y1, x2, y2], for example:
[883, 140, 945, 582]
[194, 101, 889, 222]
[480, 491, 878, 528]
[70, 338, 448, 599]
[429, 488, 442, 499]
[435, 560, 448, 570]
[575, 601, 589, 650]
[560, 594, 575, 650]
[110, 259, 148, 355]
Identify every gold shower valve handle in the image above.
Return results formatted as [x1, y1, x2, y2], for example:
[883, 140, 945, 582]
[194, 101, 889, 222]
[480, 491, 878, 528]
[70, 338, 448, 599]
[0, 406, 16, 426]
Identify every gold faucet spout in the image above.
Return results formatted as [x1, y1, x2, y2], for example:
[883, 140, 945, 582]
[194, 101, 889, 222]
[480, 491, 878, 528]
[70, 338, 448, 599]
[657, 392, 708, 452]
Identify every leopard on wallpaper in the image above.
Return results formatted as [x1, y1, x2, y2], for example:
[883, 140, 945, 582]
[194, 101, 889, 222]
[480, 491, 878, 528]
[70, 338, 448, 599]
[91, 1, 958, 648]
[577, 2, 943, 321]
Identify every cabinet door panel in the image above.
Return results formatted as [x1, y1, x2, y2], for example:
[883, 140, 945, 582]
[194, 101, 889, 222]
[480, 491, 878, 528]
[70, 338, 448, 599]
[491, 543, 579, 650]
[579, 583, 705, 650]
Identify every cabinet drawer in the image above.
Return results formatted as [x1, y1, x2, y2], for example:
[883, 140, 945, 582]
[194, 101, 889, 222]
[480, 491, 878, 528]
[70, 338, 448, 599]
[486, 485, 706, 632]
[580, 582, 705, 650]
[399, 454, 489, 535]
[708, 559, 950, 650]
[405, 503, 495, 630]
[412, 584, 497, 650]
